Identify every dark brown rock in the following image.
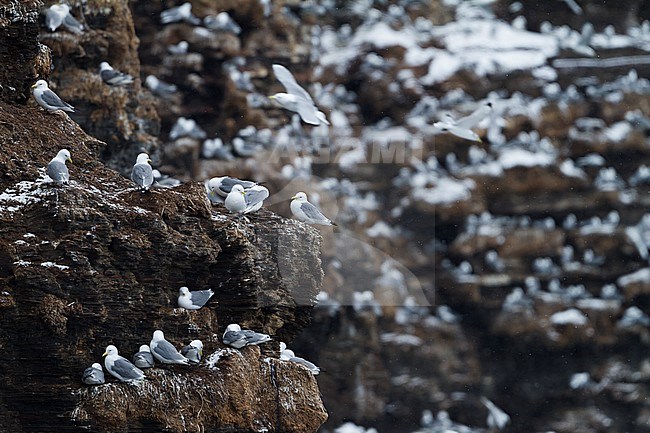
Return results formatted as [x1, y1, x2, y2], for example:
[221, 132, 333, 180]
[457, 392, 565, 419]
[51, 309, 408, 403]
[0, 102, 325, 432]
[0, 0, 50, 104]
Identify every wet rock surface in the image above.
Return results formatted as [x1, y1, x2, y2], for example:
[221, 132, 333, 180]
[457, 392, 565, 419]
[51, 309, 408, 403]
[4, 0, 650, 432]
[0, 73, 324, 433]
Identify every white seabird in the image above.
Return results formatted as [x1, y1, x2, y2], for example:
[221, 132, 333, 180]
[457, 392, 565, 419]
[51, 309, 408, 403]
[290, 192, 336, 226]
[99, 62, 134, 86]
[131, 153, 154, 191]
[222, 324, 271, 349]
[203, 12, 241, 34]
[160, 2, 200, 25]
[132, 345, 155, 369]
[433, 102, 492, 142]
[207, 176, 260, 198]
[103, 345, 145, 382]
[150, 330, 190, 365]
[224, 184, 269, 214]
[169, 117, 207, 140]
[32, 80, 75, 113]
[45, 4, 84, 34]
[270, 64, 329, 126]
[181, 339, 203, 364]
[145, 75, 178, 98]
[81, 362, 105, 385]
[178, 286, 214, 310]
[279, 343, 320, 375]
[47, 149, 72, 184]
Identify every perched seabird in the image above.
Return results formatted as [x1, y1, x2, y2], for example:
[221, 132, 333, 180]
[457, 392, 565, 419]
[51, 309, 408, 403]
[45, 4, 84, 34]
[99, 62, 134, 86]
[181, 339, 203, 364]
[32, 80, 75, 113]
[202, 138, 234, 161]
[169, 117, 207, 140]
[145, 75, 178, 98]
[203, 12, 241, 34]
[222, 324, 271, 349]
[167, 40, 189, 55]
[207, 176, 260, 198]
[290, 192, 336, 226]
[281, 348, 321, 375]
[177, 286, 214, 310]
[224, 184, 247, 214]
[224, 184, 270, 214]
[81, 362, 105, 385]
[131, 153, 154, 191]
[433, 102, 492, 142]
[160, 2, 200, 25]
[270, 64, 329, 126]
[103, 345, 145, 382]
[132, 345, 155, 369]
[279, 343, 321, 375]
[47, 149, 72, 184]
[150, 330, 190, 365]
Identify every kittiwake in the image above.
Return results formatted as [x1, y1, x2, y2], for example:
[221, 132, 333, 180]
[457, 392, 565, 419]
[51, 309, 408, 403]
[132, 345, 155, 369]
[222, 324, 271, 349]
[203, 12, 241, 34]
[433, 102, 492, 142]
[81, 362, 105, 385]
[45, 4, 84, 34]
[99, 62, 134, 86]
[207, 176, 260, 198]
[131, 153, 154, 191]
[103, 345, 145, 382]
[150, 330, 190, 365]
[181, 339, 203, 364]
[145, 75, 178, 97]
[169, 117, 207, 140]
[290, 192, 336, 226]
[280, 348, 320, 375]
[32, 80, 75, 113]
[270, 64, 329, 126]
[224, 184, 269, 214]
[160, 2, 200, 25]
[178, 286, 214, 310]
[47, 149, 71, 184]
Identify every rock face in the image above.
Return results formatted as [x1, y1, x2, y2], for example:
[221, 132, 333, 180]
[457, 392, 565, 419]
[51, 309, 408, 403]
[0, 0, 50, 104]
[0, 101, 325, 432]
[39, 0, 160, 172]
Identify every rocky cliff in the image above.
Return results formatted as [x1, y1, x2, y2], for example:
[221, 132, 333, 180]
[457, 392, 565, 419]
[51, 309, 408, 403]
[0, 1, 326, 432]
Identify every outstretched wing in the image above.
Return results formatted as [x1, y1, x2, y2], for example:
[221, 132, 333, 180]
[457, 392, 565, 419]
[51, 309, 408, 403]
[296, 98, 321, 125]
[220, 177, 256, 194]
[273, 64, 315, 105]
[455, 103, 492, 129]
[244, 187, 269, 212]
